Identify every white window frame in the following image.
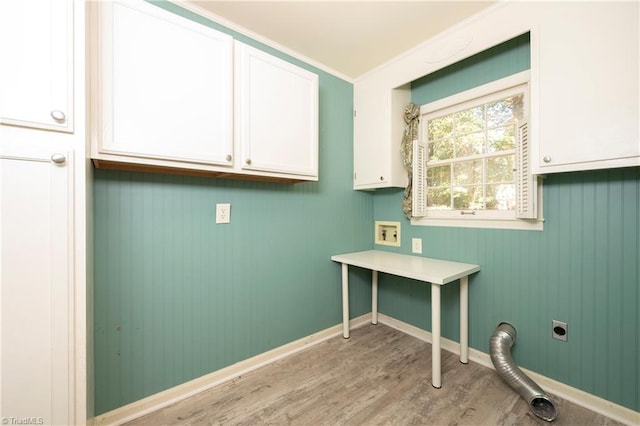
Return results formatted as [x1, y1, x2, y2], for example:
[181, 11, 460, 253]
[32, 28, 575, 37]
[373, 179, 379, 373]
[411, 71, 544, 231]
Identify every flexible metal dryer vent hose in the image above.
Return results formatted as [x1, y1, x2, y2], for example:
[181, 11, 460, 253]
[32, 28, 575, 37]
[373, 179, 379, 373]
[489, 322, 558, 422]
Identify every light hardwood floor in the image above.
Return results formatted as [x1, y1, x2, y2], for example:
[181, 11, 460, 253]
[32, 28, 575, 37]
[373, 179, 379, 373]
[126, 324, 625, 425]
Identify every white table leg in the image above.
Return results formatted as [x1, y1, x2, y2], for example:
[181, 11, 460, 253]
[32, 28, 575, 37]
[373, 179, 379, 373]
[341, 263, 349, 339]
[431, 283, 441, 388]
[371, 270, 378, 325]
[460, 275, 469, 364]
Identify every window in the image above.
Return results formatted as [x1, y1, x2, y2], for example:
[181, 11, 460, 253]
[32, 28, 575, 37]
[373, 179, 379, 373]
[412, 71, 542, 230]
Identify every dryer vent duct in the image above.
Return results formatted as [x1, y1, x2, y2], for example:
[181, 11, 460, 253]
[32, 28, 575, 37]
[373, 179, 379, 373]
[489, 322, 557, 422]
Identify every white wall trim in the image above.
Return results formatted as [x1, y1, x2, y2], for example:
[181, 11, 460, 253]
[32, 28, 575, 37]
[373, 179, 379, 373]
[172, 1, 354, 83]
[353, 0, 510, 83]
[91, 314, 371, 425]
[92, 312, 639, 426]
[376, 314, 640, 426]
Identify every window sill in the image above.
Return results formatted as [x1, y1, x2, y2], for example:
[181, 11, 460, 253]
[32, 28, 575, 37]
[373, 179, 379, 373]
[411, 216, 544, 231]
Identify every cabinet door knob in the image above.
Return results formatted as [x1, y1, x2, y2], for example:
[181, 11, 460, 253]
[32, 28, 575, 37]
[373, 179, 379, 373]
[246, 159, 252, 165]
[226, 154, 232, 162]
[51, 110, 66, 122]
[543, 156, 552, 163]
[51, 153, 66, 164]
[379, 176, 384, 181]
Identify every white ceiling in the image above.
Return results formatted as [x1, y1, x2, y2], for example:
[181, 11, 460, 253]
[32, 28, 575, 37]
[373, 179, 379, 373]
[186, 1, 496, 80]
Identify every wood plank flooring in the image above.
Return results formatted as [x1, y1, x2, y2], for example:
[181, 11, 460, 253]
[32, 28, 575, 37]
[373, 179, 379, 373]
[125, 324, 625, 425]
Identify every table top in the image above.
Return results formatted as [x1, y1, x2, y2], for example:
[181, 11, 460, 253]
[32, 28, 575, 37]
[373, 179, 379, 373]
[331, 250, 480, 285]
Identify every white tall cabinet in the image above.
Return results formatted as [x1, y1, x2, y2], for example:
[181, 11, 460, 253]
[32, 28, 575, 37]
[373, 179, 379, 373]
[0, 0, 88, 424]
[0, 145, 73, 425]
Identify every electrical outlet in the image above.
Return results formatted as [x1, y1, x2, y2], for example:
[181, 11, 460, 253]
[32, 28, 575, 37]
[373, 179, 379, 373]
[552, 320, 567, 341]
[216, 203, 231, 224]
[412, 238, 422, 254]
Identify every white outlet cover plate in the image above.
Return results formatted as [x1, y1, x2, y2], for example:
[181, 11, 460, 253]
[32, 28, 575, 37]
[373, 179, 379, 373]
[216, 203, 231, 224]
[412, 238, 422, 254]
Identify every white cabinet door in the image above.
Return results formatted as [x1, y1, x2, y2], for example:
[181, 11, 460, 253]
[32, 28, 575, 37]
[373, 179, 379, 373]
[0, 0, 73, 132]
[235, 41, 318, 178]
[353, 83, 388, 188]
[353, 80, 410, 190]
[535, 2, 639, 173]
[0, 144, 72, 425]
[96, 0, 234, 166]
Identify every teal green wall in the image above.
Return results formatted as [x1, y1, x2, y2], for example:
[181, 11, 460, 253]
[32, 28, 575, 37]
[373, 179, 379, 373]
[95, 7, 640, 414]
[373, 34, 640, 411]
[93, 2, 372, 415]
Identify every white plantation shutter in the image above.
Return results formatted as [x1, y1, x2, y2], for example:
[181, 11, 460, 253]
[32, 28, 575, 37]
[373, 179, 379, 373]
[515, 122, 537, 219]
[412, 139, 427, 217]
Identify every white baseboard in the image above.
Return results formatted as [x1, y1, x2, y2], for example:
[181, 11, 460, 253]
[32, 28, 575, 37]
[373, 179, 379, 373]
[93, 313, 639, 426]
[377, 313, 640, 426]
[92, 314, 371, 425]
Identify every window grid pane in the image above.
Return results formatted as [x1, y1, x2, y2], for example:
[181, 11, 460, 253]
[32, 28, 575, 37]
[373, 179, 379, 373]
[425, 92, 523, 212]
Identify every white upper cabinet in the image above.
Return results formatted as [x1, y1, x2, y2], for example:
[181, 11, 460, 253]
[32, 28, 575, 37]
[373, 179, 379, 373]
[91, 1, 319, 182]
[352, 2, 639, 190]
[351, 3, 529, 191]
[0, 0, 73, 132]
[353, 82, 410, 189]
[533, 1, 639, 173]
[235, 41, 319, 178]
[92, 0, 234, 166]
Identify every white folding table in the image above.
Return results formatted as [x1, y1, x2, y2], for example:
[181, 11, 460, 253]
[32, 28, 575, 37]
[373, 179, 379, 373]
[331, 250, 480, 388]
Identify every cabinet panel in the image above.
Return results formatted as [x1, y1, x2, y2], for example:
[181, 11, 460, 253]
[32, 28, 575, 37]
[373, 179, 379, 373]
[353, 83, 409, 189]
[96, 0, 233, 166]
[0, 0, 73, 132]
[535, 2, 639, 173]
[353, 83, 387, 187]
[235, 42, 318, 178]
[352, 2, 639, 188]
[0, 145, 72, 425]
